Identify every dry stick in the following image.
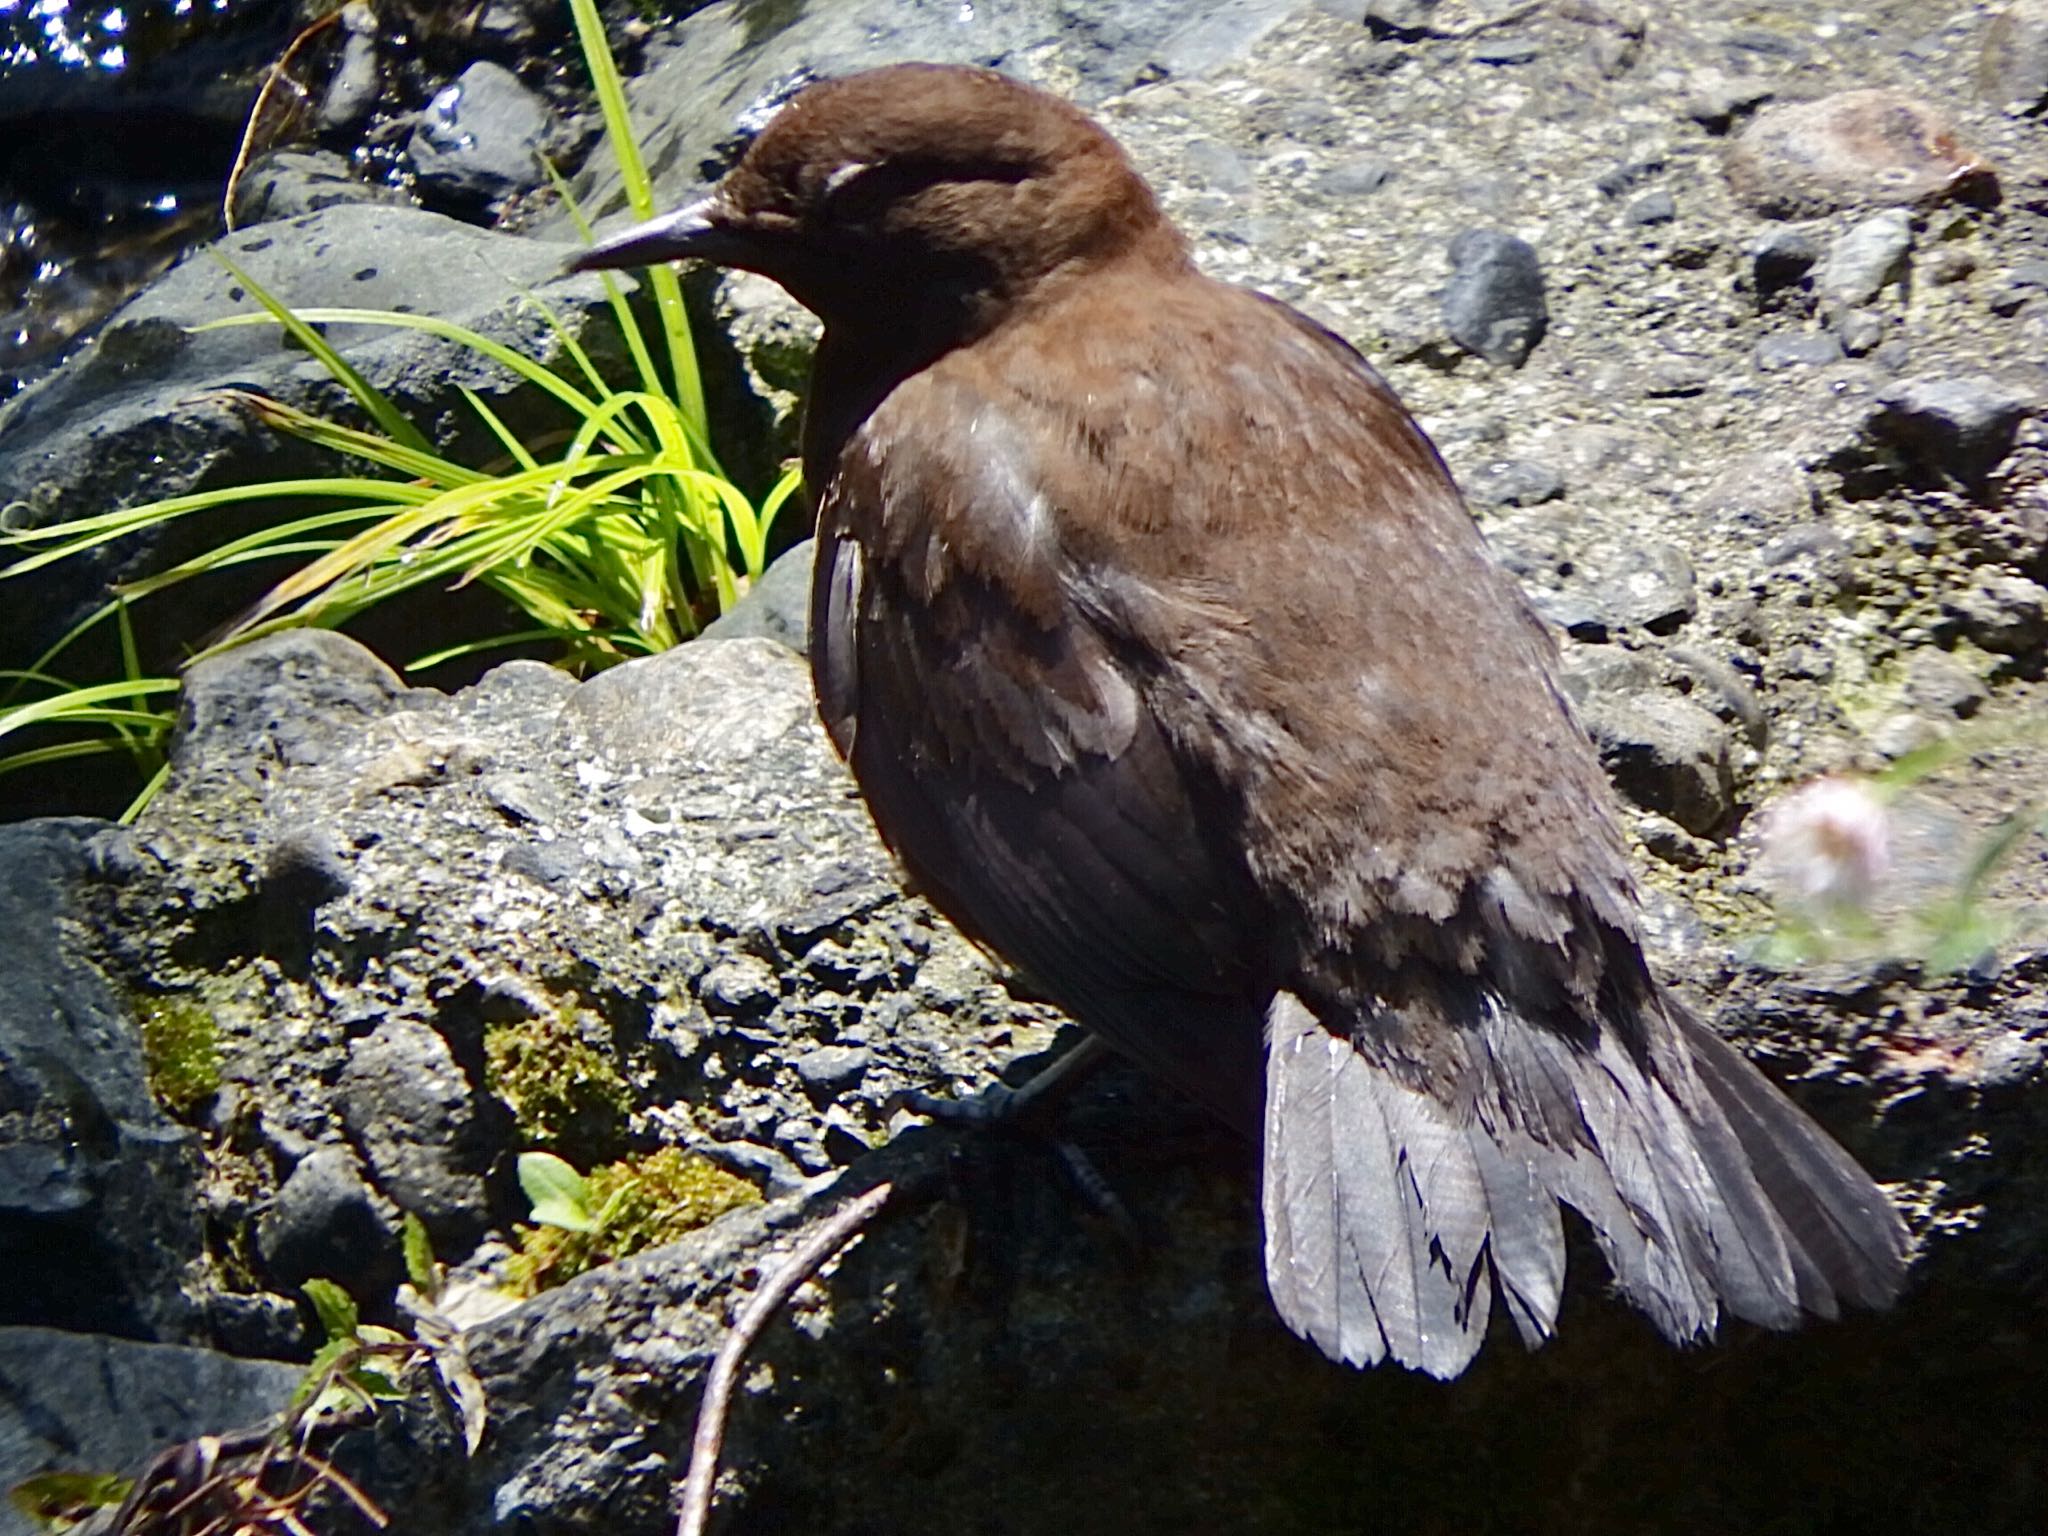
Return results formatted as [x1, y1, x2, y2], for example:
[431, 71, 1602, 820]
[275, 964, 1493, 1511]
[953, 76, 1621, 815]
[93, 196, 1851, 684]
[222, 7, 344, 231]
[676, 1181, 898, 1536]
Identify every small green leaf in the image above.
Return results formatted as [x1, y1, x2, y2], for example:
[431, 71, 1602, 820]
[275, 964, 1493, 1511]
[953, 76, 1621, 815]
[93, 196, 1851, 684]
[346, 1366, 406, 1400]
[518, 1151, 598, 1233]
[291, 1335, 359, 1410]
[302, 1278, 360, 1342]
[402, 1212, 439, 1299]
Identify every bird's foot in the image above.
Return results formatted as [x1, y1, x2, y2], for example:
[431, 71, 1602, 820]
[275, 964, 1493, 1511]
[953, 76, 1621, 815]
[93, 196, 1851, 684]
[896, 1036, 1138, 1249]
[896, 1034, 1111, 1130]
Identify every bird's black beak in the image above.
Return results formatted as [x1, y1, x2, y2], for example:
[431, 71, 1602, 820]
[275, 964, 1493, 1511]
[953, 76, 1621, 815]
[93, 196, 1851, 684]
[565, 196, 751, 273]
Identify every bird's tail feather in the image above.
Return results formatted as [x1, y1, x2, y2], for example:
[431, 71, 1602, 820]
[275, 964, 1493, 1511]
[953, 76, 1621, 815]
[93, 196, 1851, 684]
[1261, 990, 1907, 1378]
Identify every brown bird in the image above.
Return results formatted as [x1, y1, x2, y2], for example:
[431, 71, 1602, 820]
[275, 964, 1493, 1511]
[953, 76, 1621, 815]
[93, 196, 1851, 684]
[571, 64, 1907, 1376]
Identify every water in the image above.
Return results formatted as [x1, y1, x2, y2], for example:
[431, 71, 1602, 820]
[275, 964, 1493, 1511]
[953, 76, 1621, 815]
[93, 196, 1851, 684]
[0, 0, 291, 396]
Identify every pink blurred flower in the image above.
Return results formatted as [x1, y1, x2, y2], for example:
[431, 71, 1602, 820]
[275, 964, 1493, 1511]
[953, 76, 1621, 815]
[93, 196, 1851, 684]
[1759, 776, 1891, 912]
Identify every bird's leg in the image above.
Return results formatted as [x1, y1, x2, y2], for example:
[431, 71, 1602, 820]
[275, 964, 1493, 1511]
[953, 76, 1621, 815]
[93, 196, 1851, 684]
[901, 1034, 1139, 1246]
[900, 1032, 1112, 1128]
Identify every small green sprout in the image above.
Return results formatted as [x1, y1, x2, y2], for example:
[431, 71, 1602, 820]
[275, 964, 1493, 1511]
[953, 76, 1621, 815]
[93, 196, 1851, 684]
[508, 1147, 759, 1295]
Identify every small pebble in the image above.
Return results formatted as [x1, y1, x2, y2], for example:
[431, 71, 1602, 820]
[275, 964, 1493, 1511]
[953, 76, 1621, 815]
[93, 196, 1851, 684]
[1442, 229, 1549, 367]
[1625, 189, 1677, 226]
[1817, 209, 1912, 306]
[1755, 333, 1844, 370]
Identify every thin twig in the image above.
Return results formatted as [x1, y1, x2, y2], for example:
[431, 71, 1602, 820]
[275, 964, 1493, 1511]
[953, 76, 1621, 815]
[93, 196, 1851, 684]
[223, 7, 346, 231]
[675, 1181, 897, 1536]
[295, 1451, 390, 1528]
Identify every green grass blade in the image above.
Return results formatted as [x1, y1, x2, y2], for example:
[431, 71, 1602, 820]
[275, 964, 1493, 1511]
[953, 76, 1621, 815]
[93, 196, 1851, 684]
[121, 760, 173, 824]
[516, 266, 627, 406]
[0, 476, 420, 578]
[0, 678, 182, 740]
[461, 387, 544, 473]
[115, 506, 402, 601]
[567, 0, 712, 450]
[212, 253, 433, 454]
[0, 738, 150, 774]
[200, 308, 606, 423]
[407, 627, 567, 671]
[228, 391, 485, 486]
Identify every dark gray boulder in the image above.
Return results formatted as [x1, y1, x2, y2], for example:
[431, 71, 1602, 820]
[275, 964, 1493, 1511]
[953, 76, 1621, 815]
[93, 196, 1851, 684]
[0, 821, 202, 1342]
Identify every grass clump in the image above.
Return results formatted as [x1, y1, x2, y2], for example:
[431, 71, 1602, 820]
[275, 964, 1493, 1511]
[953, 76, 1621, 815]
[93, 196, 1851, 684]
[484, 1008, 633, 1152]
[508, 1146, 759, 1295]
[136, 994, 223, 1114]
[0, 0, 802, 821]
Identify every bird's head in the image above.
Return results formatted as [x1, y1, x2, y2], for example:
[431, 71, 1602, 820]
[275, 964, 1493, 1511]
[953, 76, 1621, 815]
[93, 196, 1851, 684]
[568, 64, 1186, 341]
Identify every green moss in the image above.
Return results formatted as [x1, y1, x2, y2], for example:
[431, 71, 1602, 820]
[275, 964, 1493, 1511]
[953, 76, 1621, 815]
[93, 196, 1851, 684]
[135, 994, 222, 1114]
[484, 1007, 633, 1153]
[507, 1147, 760, 1296]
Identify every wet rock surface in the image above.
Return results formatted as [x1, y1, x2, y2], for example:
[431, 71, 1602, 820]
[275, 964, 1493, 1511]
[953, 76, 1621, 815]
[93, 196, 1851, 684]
[407, 62, 554, 217]
[2, 0, 2047, 1532]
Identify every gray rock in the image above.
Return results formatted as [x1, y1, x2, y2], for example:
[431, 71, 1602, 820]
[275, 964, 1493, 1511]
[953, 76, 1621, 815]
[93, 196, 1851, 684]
[700, 539, 816, 651]
[1723, 25, 1806, 62]
[1724, 90, 1999, 218]
[793, 1044, 875, 1095]
[1755, 332, 1844, 370]
[1979, 0, 2048, 116]
[408, 61, 551, 214]
[316, 16, 382, 132]
[203, 1290, 306, 1360]
[1643, 355, 1711, 397]
[1695, 453, 1816, 528]
[1836, 308, 1886, 357]
[1748, 227, 1820, 306]
[1540, 542, 1697, 642]
[1596, 165, 1662, 210]
[552, 636, 816, 766]
[1624, 189, 1676, 226]
[1869, 374, 2036, 486]
[1867, 711, 1947, 761]
[255, 1145, 400, 1295]
[230, 149, 403, 227]
[339, 1020, 490, 1243]
[0, 821, 203, 1342]
[1315, 154, 1394, 198]
[476, 0, 566, 49]
[557, 0, 1323, 236]
[175, 630, 413, 781]
[1817, 210, 1912, 307]
[1684, 69, 1774, 131]
[1441, 229, 1548, 367]
[1472, 39, 1541, 66]
[264, 822, 353, 911]
[1988, 259, 2048, 315]
[1947, 571, 2048, 655]
[1899, 649, 1988, 719]
[1636, 811, 1711, 869]
[1577, 690, 1734, 835]
[1462, 457, 1564, 507]
[1181, 138, 1254, 196]
[0, 1328, 299, 1519]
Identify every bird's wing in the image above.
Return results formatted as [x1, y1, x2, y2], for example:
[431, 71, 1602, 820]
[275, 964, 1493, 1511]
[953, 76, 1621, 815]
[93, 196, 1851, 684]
[813, 372, 1271, 1125]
